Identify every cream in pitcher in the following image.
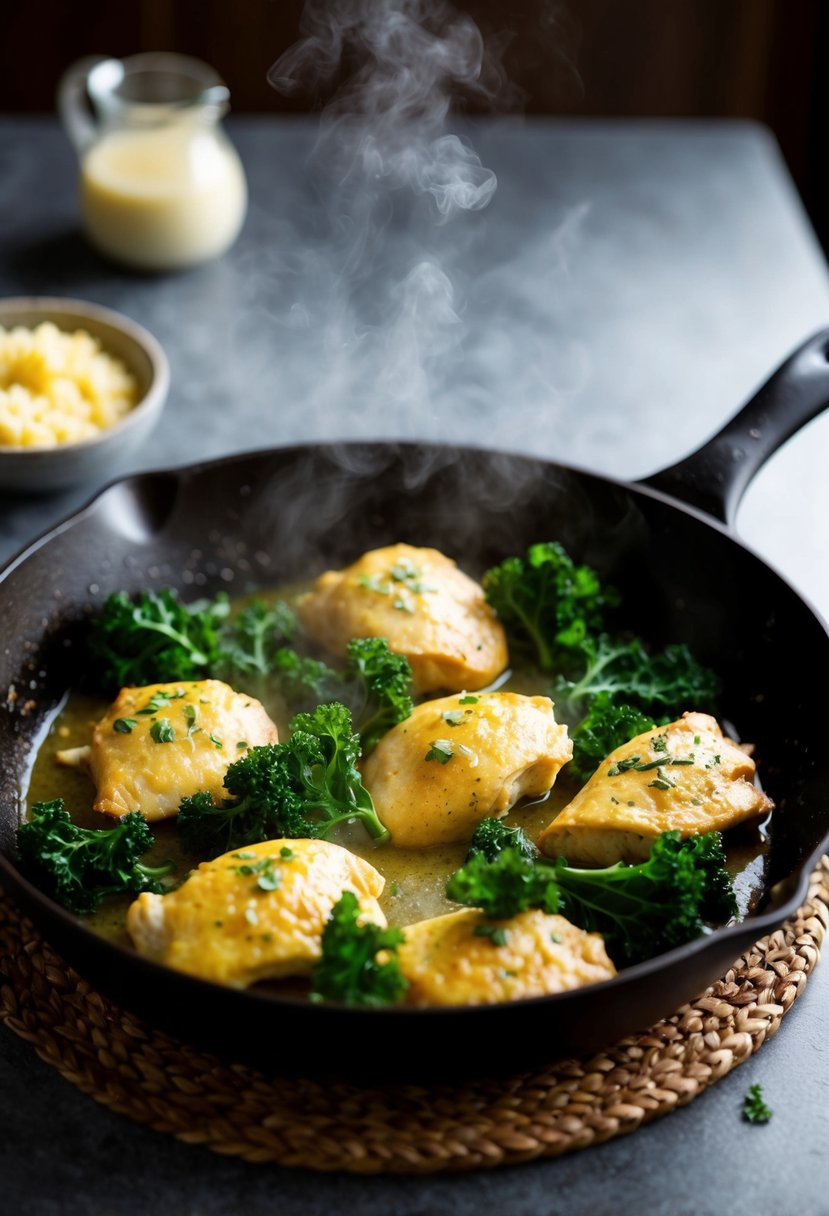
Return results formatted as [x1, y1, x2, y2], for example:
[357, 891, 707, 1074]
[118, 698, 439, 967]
[59, 54, 247, 271]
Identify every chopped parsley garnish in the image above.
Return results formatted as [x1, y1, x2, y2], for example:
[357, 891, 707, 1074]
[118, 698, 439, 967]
[209, 733, 223, 749]
[608, 746, 695, 779]
[150, 718, 175, 744]
[234, 855, 284, 892]
[357, 574, 390, 595]
[473, 923, 508, 946]
[442, 709, 470, 726]
[425, 739, 454, 764]
[742, 1083, 772, 1124]
[608, 755, 643, 775]
[357, 559, 434, 601]
[139, 691, 171, 715]
[113, 718, 137, 734]
[459, 694, 479, 705]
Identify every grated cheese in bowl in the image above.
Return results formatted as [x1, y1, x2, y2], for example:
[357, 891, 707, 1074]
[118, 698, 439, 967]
[0, 321, 139, 448]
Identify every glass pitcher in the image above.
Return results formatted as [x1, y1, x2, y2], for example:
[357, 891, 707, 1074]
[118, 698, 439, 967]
[58, 53, 248, 272]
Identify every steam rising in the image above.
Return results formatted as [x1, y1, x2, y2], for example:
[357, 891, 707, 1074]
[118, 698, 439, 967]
[247, 0, 588, 487]
[261, 0, 517, 433]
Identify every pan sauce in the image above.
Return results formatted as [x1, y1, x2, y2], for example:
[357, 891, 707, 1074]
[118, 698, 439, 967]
[23, 587, 770, 965]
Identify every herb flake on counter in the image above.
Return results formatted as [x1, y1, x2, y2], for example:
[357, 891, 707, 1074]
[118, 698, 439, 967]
[743, 1083, 773, 1124]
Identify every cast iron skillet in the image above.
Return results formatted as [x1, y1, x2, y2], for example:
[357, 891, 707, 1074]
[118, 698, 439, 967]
[2, 331, 829, 1078]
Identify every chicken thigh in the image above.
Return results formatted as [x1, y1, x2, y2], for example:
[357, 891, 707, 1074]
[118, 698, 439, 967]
[398, 908, 615, 1005]
[127, 838, 385, 986]
[361, 691, 572, 847]
[57, 679, 278, 822]
[297, 543, 508, 693]
[538, 711, 773, 865]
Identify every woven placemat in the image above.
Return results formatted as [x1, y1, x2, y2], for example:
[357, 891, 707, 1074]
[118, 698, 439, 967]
[1, 860, 827, 1174]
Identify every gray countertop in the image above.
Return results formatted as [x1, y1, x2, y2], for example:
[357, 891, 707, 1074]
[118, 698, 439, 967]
[2, 116, 829, 1215]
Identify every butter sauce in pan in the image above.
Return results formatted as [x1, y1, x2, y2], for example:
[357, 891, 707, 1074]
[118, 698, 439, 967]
[23, 580, 770, 972]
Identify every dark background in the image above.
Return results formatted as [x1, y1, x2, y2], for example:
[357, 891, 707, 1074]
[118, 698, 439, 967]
[3, 0, 829, 250]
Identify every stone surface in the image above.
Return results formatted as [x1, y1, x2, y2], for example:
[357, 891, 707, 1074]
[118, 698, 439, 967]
[1, 117, 829, 1213]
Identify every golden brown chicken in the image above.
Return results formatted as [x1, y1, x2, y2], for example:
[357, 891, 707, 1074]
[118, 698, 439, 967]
[127, 838, 386, 986]
[538, 711, 773, 865]
[297, 543, 508, 693]
[360, 691, 572, 847]
[398, 908, 616, 1005]
[56, 679, 278, 822]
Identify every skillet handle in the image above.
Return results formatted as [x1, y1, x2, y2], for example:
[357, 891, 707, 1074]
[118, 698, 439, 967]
[640, 328, 829, 527]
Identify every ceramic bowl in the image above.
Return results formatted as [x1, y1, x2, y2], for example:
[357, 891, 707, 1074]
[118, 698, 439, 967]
[0, 297, 169, 494]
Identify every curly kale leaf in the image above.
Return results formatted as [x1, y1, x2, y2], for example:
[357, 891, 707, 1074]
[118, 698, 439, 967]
[482, 541, 619, 673]
[309, 891, 408, 1006]
[177, 702, 390, 856]
[344, 637, 413, 753]
[558, 637, 719, 722]
[446, 830, 737, 967]
[87, 589, 229, 691]
[465, 816, 539, 863]
[16, 800, 174, 915]
[569, 693, 658, 782]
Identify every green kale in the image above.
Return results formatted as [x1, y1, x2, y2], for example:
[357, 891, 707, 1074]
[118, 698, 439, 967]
[742, 1083, 773, 1124]
[309, 891, 408, 1006]
[344, 637, 413, 753]
[482, 541, 619, 673]
[445, 830, 737, 967]
[177, 702, 390, 855]
[218, 599, 299, 676]
[16, 800, 174, 915]
[87, 590, 337, 702]
[570, 693, 658, 782]
[87, 589, 229, 691]
[558, 637, 719, 721]
[269, 647, 339, 703]
[481, 542, 717, 766]
[465, 816, 539, 863]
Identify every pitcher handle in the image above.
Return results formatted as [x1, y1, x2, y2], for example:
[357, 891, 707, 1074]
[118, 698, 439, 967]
[57, 56, 112, 155]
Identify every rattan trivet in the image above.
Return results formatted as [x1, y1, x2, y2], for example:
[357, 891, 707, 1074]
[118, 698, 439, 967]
[1, 860, 827, 1174]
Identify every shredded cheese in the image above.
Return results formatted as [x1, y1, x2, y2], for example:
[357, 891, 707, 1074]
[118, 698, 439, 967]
[0, 321, 138, 447]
